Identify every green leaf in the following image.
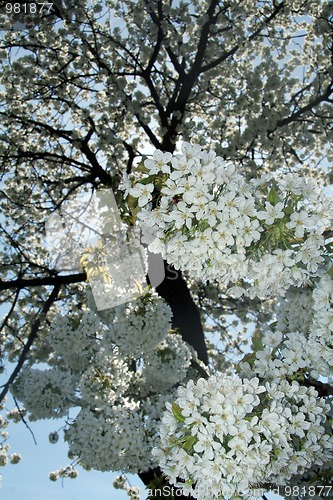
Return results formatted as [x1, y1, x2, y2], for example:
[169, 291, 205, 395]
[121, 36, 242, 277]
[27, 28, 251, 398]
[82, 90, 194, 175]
[182, 435, 198, 452]
[252, 330, 264, 351]
[171, 402, 185, 423]
[267, 187, 279, 206]
[137, 175, 154, 185]
[136, 159, 148, 173]
[127, 194, 138, 209]
[283, 205, 293, 216]
[237, 352, 255, 370]
[198, 220, 210, 231]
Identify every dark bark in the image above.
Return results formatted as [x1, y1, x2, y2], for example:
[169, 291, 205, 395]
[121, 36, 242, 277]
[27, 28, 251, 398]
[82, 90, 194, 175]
[156, 262, 208, 365]
[139, 263, 208, 499]
[139, 469, 196, 500]
[0, 272, 86, 291]
[303, 377, 333, 397]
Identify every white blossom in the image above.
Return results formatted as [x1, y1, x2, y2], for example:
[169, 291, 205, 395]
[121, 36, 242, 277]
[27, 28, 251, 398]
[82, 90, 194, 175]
[155, 376, 333, 499]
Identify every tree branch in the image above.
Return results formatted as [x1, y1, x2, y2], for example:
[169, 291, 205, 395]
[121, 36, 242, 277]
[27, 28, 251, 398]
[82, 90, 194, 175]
[0, 285, 61, 403]
[156, 263, 208, 365]
[303, 377, 333, 398]
[0, 273, 86, 291]
[199, 1, 285, 73]
[270, 83, 333, 133]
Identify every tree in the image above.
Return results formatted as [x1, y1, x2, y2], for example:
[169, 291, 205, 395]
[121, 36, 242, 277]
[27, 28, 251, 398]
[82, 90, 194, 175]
[0, 1, 332, 498]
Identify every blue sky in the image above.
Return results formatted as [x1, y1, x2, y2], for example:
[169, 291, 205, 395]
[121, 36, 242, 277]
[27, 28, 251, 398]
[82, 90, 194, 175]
[0, 401, 145, 500]
[0, 400, 281, 500]
[0, 368, 144, 500]
[0, 388, 281, 500]
[0, 6, 331, 500]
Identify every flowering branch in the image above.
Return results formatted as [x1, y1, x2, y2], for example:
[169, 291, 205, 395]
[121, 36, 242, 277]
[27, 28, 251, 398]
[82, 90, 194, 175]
[0, 273, 86, 292]
[0, 285, 60, 403]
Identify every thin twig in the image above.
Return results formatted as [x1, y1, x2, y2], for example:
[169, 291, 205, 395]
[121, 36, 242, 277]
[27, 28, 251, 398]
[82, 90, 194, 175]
[0, 285, 60, 403]
[13, 395, 37, 445]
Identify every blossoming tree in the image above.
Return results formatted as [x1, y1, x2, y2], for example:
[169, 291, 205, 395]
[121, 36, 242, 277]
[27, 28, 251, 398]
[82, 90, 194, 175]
[0, 1, 332, 499]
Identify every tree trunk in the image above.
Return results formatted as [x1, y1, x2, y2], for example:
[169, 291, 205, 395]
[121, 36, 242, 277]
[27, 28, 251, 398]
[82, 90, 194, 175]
[156, 262, 208, 364]
[139, 262, 207, 498]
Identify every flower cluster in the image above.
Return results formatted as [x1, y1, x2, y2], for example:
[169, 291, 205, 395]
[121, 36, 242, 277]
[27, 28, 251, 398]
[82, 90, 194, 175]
[48, 309, 101, 371]
[275, 286, 314, 334]
[79, 348, 133, 407]
[128, 143, 333, 298]
[0, 401, 22, 481]
[12, 368, 77, 421]
[49, 465, 78, 481]
[239, 275, 333, 381]
[11, 289, 197, 478]
[113, 475, 141, 500]
[81, 231, 148, 311]
[154, 375, 333, 499]
[107, 293, 173, 356]
[309, 274, 333, 378]
[65, 400, 154, 473]
[141, 333, 193, 394]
